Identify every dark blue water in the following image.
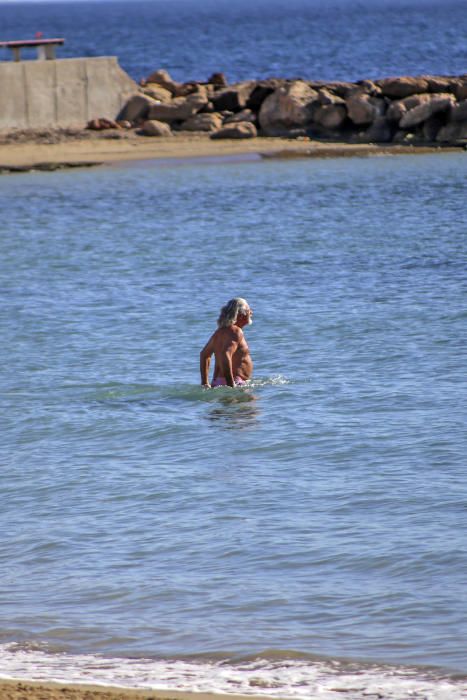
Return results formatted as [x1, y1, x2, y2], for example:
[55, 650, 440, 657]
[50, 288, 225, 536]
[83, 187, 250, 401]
[0, 0, 466, 84]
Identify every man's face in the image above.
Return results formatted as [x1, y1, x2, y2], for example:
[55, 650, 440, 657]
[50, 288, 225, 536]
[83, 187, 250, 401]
[238, 306, 253, 327]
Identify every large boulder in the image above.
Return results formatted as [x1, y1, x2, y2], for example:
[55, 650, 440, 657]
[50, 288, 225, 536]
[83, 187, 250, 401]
[399, 93, 455, 128]
[346, 91, 386, 125]
[144, 69, 179, 95]
[142, 84, 173, 103]
[211, 82, 255, 112]
[179, 112, 223, 131]
[313, 103, 347, 129]
[310, 81, 355, 97]
[386, 93, 432, 122]
[141, 119, 172, 136]
[424, 76, 457, 93]
[436, 120, 467, 143]
[147, 88, 208, 122]
[317, 88, 346, 106]
[356, 79, 382, 96]
[258, 81, 319, 135]
[450, 99, 467, 121]
[246, 79, 285, 112]
[377, 76, 430, 98]
[207, 72, 228, 87]
[173, 81, 204, 98]
[454, 77, 467, 101]
[223, 108, 257, 124]
[118, 93, 158, 122]
[363, 116, 394, 142]
[210, 122, 257, 139]
[422, 114, 446, 141]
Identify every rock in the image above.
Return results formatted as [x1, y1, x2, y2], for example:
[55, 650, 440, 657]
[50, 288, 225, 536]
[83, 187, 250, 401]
[450, 99, 467, 121]
[173, 82, 201, 98]
[377, 76, 430, 98]
[210, 122, 257, 139]
[211, 82, 255, 112]
[179, 112, 223, 131]
[436, 120, 467, 143]
[87, 118, 120, 130]
[346, 91, 386, 125]
[318, 88, 345, 106]
[454, 78, 467, 101]
[200, 101, 216, 113]
[399, 93, 455, 128]
[424, 76, 457, 93]
[208, 72, 228, 87]
[356, 79, 381, 96]
[223, 108, 257, 124]
[320, 81, 356, 98]
[246, 79, 285, 112]
[386, 93, 432, 122]
[422, 114, 446, 141]
[258, 80, 319, 135]
[118, 93, 157, 122]
[144, 69, 179, 95]
[147, 88, 208, 122]
[142, 84, 173, 103]
[364, 116, 394, 142]
[141, 119, 172, 136]
[313, 103, 347, 129]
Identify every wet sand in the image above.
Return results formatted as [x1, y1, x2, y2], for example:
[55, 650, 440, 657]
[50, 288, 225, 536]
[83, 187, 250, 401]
[0, 130, 458, 171]
[0, 679, 278, 700]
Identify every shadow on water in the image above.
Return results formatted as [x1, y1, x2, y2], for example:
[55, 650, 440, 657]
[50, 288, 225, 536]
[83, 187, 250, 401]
[201, 376, 293, 430]
[205, 389, 260, 431]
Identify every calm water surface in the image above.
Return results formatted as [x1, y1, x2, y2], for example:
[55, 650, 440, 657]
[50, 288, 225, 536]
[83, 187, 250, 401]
[1, 152, 467, 695]
[0, 0, 466, 83]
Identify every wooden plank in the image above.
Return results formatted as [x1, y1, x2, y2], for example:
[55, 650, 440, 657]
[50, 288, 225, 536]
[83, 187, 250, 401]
[0, 38, 65, 49]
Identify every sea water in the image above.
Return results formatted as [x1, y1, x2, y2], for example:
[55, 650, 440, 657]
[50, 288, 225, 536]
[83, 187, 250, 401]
[1, 151, 467, 698]
[0, 0, 466, 84]
[2, 0, 467, 694]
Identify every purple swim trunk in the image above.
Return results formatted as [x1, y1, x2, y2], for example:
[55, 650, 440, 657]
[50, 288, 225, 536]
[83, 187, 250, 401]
[212, 376, 246, 387]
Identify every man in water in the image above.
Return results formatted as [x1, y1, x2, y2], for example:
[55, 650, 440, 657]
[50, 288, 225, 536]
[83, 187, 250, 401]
[200, 297, 253, 388]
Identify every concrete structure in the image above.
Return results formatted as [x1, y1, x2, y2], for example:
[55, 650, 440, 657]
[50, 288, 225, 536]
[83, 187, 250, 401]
[0, 56, 138, 130]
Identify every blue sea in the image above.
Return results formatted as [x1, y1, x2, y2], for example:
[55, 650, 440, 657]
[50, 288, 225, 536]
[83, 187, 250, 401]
[0, 0, 466, 84]
[1, 1, 467, 697]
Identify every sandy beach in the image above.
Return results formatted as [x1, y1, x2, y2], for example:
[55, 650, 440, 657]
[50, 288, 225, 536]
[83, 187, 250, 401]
[0, 680, 278, 700]
[0, 130, 460, 172]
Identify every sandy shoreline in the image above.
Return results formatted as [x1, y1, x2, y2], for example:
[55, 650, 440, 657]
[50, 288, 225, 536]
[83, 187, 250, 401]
[0, 130, 462, 171]
[0, 679, 278, 700]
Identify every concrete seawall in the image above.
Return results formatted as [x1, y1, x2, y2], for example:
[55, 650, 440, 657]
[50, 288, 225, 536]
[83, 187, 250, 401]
[0, 56, 138, 130]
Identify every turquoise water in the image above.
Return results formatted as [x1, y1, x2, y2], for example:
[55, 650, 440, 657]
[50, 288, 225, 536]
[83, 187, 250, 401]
[1, 152, 467, 693]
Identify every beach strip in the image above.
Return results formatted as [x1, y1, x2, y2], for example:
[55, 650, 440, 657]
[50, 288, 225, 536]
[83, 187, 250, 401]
[0, 679, 280, 700]
[0, 132, 461, 172]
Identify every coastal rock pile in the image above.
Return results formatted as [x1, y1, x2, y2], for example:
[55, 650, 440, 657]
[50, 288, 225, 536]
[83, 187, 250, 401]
[114, 69, 467, 144]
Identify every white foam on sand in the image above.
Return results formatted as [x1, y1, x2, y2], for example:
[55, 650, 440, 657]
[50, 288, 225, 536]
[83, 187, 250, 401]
[0, 644, 465, 699]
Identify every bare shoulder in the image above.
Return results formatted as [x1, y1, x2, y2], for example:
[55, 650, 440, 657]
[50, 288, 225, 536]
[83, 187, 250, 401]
[213, 325, 243, 351]
[230, 325, 244, 340]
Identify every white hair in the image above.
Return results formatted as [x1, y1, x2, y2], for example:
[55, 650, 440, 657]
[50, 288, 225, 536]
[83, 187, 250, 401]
[217, 297, 250, 328]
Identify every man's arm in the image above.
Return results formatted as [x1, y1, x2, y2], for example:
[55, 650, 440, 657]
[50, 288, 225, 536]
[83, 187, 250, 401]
[200, 336, 214, 387]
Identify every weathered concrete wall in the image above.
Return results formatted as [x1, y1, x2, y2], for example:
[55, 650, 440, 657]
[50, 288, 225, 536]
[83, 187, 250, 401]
[0, 56, 138, 129]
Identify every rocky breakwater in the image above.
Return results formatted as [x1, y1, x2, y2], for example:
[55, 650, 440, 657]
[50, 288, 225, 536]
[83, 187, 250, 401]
[111, 69, 467, 146]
